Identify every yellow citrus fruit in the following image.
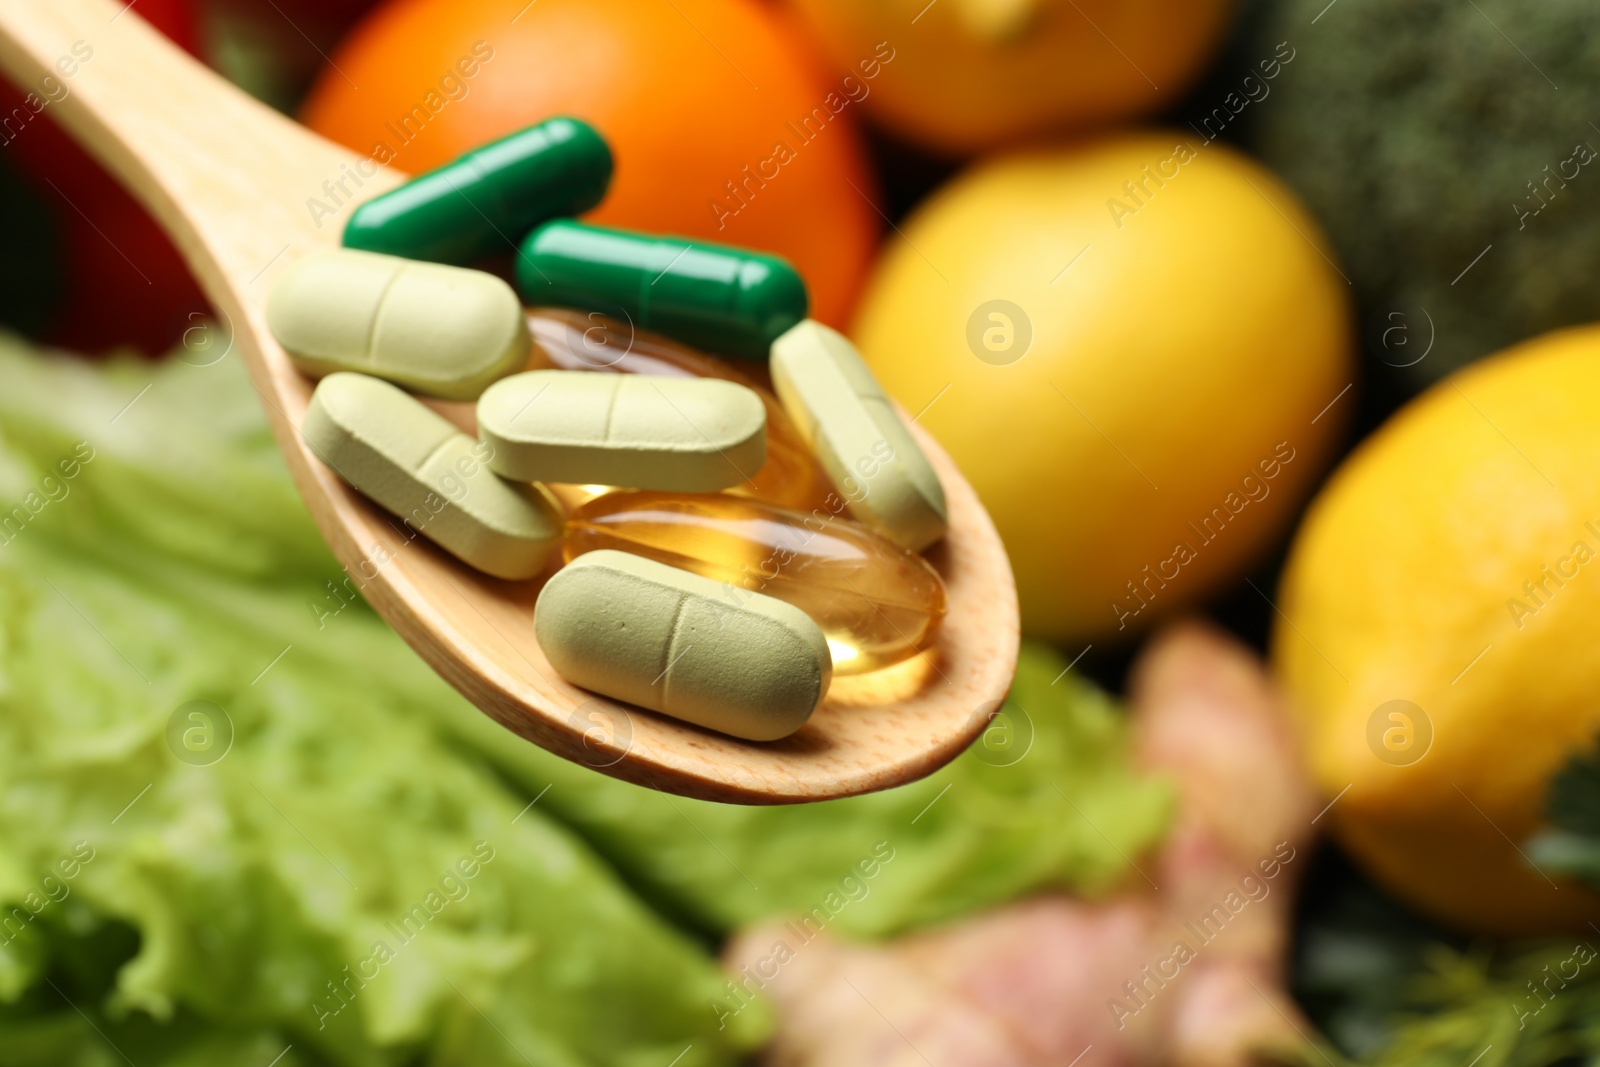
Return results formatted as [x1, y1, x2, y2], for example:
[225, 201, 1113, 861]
[1276, 326, 1600, 934]
[782, 0, 1236, 155]
[854, 132, 1351, 645]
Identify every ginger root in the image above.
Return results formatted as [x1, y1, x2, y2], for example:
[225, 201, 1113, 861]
[725, 620, 1322, 1067]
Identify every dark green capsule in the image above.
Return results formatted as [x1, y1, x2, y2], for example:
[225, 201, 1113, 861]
[343, 117, 612, 265]
[516, 220, 809, 361]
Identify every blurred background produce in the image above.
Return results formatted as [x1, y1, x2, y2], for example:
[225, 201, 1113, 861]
[1277, 326, 1600, 935]
[1239, 0, 1600, 400]
[781, 0, 1236, 155]
[11, 0, 1600, 1063]
[204, 0, 377, 110]
[734, 621, 1317, 1065]
[854, 132, 1350, 644]
[0, 0, 203, 354]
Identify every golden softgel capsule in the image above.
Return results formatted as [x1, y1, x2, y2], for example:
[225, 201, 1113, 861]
[527, 308, 831, 510]
[564, 491, 946, 675]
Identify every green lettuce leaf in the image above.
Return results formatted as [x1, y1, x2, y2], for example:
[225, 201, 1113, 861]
[0, 337, 768, 1067]
[417, 641, 1173, 939]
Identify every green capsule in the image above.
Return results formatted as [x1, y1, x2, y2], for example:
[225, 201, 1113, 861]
[343, 117, 612, 264]
[515, 220, 809, 361]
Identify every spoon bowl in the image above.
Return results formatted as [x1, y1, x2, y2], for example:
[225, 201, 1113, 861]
[0, 0, 1019, 802]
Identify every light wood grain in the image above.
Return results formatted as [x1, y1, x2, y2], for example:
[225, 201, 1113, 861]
[0, 0, 1020, 802]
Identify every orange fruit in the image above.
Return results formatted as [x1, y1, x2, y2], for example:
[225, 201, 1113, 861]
[300, 0, 879, 329]
[782, 0, 1235, 155]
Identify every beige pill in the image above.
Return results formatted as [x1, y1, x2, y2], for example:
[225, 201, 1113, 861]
[771, 320, 948, 551]
[476, 370, 766, 490]
[534, 550, 830, 741]
[268, 249, 529, 401]
[302, 372, 562, 579]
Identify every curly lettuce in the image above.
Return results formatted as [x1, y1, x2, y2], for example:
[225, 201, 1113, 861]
[418, 642, 1172, 940]
[0, 337, 767, 1067]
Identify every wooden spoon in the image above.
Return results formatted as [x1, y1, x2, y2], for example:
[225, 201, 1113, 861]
[0, 0, 1019, 803]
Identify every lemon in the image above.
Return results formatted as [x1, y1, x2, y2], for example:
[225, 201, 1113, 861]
[1276, 326, 1600, 934]
[853, 133, 1351, 644]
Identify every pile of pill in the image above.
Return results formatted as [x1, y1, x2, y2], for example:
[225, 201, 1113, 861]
[267, 117, 949, 742]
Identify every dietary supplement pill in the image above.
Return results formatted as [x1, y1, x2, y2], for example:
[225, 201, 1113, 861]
[527, 308, 830, 510]
[343, 117, 612, 264]
[771, 320, 948, 552]
[516, 220, 808, 360]
[534, 549, 831, 740]
[565, 492, 946, 675]
[302, 373, 562, 579]
[269, 249, 528, 401]
[476, 370, 766, 490]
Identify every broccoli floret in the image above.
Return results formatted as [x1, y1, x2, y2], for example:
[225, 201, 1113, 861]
[1237, 0, 1600, 392]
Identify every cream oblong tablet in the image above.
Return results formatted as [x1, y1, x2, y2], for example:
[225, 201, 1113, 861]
[268, 249, 529, 401]
[475, 370, 766, 489]
[770, 319, 948, 551]
[534, 550, 830, 741]
[302, 372, 562, 579]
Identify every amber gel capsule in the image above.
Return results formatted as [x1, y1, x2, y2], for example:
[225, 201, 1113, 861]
[527, 308, 830, 510]
[344, 117, 612, 264]
[516, 220, 808, 360]
[565, 491, 947, 675]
